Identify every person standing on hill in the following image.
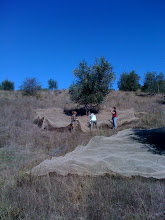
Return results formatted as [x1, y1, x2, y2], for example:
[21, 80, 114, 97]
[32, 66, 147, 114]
[111, 107, 117, 129]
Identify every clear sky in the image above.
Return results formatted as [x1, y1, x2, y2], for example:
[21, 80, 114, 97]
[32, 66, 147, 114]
[0, 0, 165, 90]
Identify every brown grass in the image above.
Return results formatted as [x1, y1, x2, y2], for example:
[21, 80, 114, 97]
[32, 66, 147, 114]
[0, 90, 165, 219]
[1, 174, 165, 219]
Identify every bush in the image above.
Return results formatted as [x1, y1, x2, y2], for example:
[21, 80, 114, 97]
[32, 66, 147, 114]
[118, 70, 140, 91]
[20, 78, 41, 95]
[48, 78, 58, 91]
[0, 80, 14, 91]
[69, 57, 115, 109]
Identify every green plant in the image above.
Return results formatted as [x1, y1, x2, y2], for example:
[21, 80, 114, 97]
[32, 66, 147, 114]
[48, 78, 58, 91]
[118, 70, 141, 91]
[0, 80, 14, 91]
[20, 77, 41, 95]
[142, 72, 165, 94]
[69, 57, 115, 109]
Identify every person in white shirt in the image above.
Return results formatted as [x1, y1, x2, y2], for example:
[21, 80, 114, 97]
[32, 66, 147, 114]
[90, 113, 97, 131]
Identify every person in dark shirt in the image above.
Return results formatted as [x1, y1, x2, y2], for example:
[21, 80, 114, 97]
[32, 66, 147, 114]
[111, 107, 117, 129]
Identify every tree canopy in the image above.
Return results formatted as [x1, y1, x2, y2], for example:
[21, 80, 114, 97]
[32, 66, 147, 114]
[20, 77, 41, 95]
[48, 78, 58, 91]
[69, 57, 115, 107]
[142, 72, 165, 94]
[117, 70, 141, 91]
[0, 80, 14, 91]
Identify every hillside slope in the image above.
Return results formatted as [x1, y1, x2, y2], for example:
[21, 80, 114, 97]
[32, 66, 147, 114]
[0, 90, 165, 219]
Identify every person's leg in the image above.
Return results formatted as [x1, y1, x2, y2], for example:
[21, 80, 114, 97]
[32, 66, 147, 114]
[71, 123, 74, 134]
[114, 117, 117, 129]
[90, 121, 93, 131]
[95, 121, 97, 129]
[71, 121, 76, 134]
[113, 118, 115, 129]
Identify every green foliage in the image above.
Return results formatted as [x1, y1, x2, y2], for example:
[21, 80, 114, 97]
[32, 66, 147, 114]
[142, 72, 165, 94]
[69, 57, 115, 106]
[20, 77, 41, 95]
[118, 70, 140, 91]
[48, 78, 58, 90]
[0, 80, 14, 91]
[156, 72, 165, 93]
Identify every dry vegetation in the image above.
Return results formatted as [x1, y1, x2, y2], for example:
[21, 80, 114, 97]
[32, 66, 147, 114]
[0, 90, 165, 219]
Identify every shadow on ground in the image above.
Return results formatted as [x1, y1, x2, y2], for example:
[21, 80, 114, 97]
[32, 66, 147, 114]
[133, 127, 165, 155]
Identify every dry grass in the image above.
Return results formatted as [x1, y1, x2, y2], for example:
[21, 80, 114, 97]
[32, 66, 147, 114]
[0, 90, 165, 219]
[1, 174, 165, 219]
[104, 91, 163, 112]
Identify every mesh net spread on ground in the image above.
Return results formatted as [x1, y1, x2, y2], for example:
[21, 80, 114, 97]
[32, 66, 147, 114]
[34, 107, 139, 132]
[31, 129, 165, 179]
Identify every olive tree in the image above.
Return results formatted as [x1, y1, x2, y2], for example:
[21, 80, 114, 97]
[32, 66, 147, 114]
[142, 72, 165, 94]
[117, 70, 140, 91]
[69, 57, 115, 111]
[48, 78, 58, 91]
[0, 80, 14, 91]
[20, 77, 41, 95]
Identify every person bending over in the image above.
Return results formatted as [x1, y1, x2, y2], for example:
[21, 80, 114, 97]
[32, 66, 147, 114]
[90, 113, 97, 131]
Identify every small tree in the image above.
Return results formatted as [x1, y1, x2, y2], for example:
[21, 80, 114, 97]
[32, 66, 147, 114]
[142, 72, 165, 94]
[156, 72, 165, 94]
[48, 78, 58, 91]
[20, 77, 41, 95]
[118, 70, 140, 91]
[69, 57, 115, 109]
[1, 80, 14, 91]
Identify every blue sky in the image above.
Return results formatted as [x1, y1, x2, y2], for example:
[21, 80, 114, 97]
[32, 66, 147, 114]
[0, 0, 165, 90]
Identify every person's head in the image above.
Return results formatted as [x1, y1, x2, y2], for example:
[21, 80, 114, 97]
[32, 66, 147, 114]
[72, 111, 77, 116]
[113, 107, 116, 110]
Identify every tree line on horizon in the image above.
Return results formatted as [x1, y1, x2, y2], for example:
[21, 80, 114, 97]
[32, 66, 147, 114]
[0, 78, 58, 95]
[0, 56, 165, 106]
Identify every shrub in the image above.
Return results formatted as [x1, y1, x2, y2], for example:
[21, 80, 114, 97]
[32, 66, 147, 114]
[20, 78, 41, 95]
